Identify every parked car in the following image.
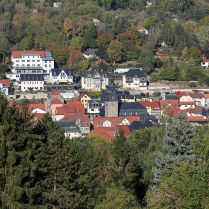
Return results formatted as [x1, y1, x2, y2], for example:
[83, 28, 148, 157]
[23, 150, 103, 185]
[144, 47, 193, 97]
[175, 91, 181, 95]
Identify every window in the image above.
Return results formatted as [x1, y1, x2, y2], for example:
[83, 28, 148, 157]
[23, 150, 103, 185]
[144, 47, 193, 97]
[22, 64, 25, 66]
[37, 60, 40, 62]
[101, 124, 103, 127]
[130, 111, 132, 115]
[112, 96, 114, 99]
[37, 70, 41, 73]
[49, 64, 51, 67]
[91, 109, 94, 111]
[16, 60, 19, 62]
[45, 65, 47, 67]
[111, 133, 113, 136]
[16, 64, 19, 66]
[45, 61, 47, 63]
[23, 56, 25, 58]
[135, 112, 137, 115]
[27, 60, 30, 62]
[124, 112, 126, 115]
[32, 60, 35, 62]
[32, 64, 35, 66]
[28, 56, 29, 58]
[21, 60, 25, 62]
[27, 64, 30, 66]
[49, 61, 51, 63]
[37, 64, 40, 66]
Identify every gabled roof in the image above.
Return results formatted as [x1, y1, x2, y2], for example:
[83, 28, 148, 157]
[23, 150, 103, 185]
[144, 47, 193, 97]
[94, 116, 139, 124]
[29, 104, 46, 111]
[164, 106, 187, 117]
[187, 116, 208, 122]
[185, 106, 206, 114]
[115, 125, 133, 137]
[137, 26, 147, 31]
[0, 80, 10, 87]
[160, 100, 178, 106]
[179, 101, 195, 105]
[178, 92, 205, 99]
[32, 113, 45, 122]
[119, 102, 147, 110]
[129, 120, 154, 130]
[12, 51, 45, 58]
[138, 101, 159, 108]
[47, 89, 60, 99]
[202, 59, 209, 62]
[89, 127, 116, 141]
[51, 98, 63, 104]
[51, 68, 76, 76]
[78, 93, 86, 100]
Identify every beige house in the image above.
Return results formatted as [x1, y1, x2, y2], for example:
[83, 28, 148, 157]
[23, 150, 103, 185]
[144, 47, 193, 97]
[179, 92, 205, 107]
[79, 93, 91, 108]
[81, 71, 109, 91]
[179, 101, 195, 110]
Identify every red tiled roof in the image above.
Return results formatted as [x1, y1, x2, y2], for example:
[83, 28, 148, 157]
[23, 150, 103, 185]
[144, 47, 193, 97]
[72, 98, 79, 102]
[164, 106, 187, 117]
[29, 104, 45, 111]
[138, 101, 159, 108]
[204, 94, 209, 98]
[0, 80, 10, 87]
[115, 125, 133, 137]
[137, 26, 147, 31]
[160, 100, 178, 107]
[51, 98, 63, 104]
[78, 93, 86, 100]
[94, 116, 139, 125]
[178, 92, 204, 99]
[89, 127, 116, 141]
[47, 89, 60, 99]
[133, 18, 140, 22]
[202, 59, 209, 62]
[32, 113, 45, 122]
[184, 106, 206, 114]
[187, 116, 208, 122]
[179, 101, 195, 105]
[12, 51, 45, 58]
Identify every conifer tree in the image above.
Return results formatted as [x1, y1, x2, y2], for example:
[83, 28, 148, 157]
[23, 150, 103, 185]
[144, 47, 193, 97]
[152, 112, 196, 184]
[188, 33, 200, 49]
[0, 102, 45, 208]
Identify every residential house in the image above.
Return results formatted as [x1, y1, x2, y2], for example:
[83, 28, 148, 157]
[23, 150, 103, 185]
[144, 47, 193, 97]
[55, 102, 85, 121]
[47, 90, 65, 120]
[81, 71, 110, 91]
[86, 99, 101, 120]
[138, 101, 160, 116]
[8, 51, 54, 81]
[185, 106, 206, 116]
[178, 92, 205, 107]
[83, 49, 98, 59]
[123, 68, 148, 90]
[159, 41, 167, 47]
[164, 94, 179, 100]
[163, 105, 188, 118]
[31, 9, 38, 13]
[53, 2, 61, 7]
[19, 74, 44, 91]
[137, 26, 148, 34]
[79, 93, 91, 108]
[89, 125, 133, 141]
[63, 128, 80, 138]
[160, 100, 179, 114]
[60, 113, 90, 137]
[187, 116, 208, 126]
[129, 120, 157, 133]
[155, 47, 169, 53]
[29, 104, 46, 113]
[94, 116, 139, 129]
[179, 101, 195, 110]
[0, 80, 10, 96]
[201, 59, 209, 67]
[204, 93, 209, 107]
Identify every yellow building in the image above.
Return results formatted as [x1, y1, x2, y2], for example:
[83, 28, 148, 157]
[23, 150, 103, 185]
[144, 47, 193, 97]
[79, 93, 91, 108]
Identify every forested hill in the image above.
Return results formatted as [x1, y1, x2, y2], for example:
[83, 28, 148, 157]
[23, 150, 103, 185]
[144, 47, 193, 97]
[0, 0, 209, 71]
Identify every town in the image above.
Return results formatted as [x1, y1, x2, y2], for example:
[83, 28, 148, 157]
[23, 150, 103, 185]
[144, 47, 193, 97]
[1, 50, 208, 141]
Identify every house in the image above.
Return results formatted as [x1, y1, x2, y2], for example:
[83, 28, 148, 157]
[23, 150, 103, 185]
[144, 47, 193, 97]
[83, 49, 98, 59]
[55, 102, 85, 121]
[178, 92, 205, 107]
[28, 104, 46, 113]
[163, 106, 188, 118]
[123, 68, 148, 90]
[81, 71, 110, 91]
[204, 93, 209, 107]
[179, 101, 195, 110]
[0, 80, 10, 96]
[94, 116, 139, 129]
[186, 21, 195, 25]
[138, 101, 160, 115]
[31, 9, 38, 13]
[60, 113, 90, 137]
[19, 74, 44, 91]
[137, 26, 148, 34]
[159, 41, 167, 47]
[184, 106, 206, 116]
[155, 47, 169, 53]
[86, 99, 102, 120]
[89, 125, 133, 141]
[129, 120, 156, 133]
[47, 90, 65, 120]
[160, 100, 179, 114]
[8, 51, 54, 81]
[63, 128, 80, 138]
[53, 2, 61, 7]
[201, 59, 209, 67]
[79, 93, 91, 108]
[49, 68, 76, 84]
[187, 116, 208, 126]
[93, 18, 100, 26]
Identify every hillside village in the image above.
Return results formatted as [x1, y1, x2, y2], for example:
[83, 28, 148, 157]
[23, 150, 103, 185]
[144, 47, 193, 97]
[2, 50, 209, 141]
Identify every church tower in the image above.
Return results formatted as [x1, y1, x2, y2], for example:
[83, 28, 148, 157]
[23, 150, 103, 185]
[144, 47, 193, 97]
[105, 76, 118, 117]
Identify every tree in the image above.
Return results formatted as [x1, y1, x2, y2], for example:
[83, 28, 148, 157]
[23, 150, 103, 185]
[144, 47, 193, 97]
[188, 33, 200, 49]
[68, 46, 83, 69]
[187, 47, 202, 65]
[152, 112, 196, 184]
[0, 37, 11, 63]
[107, 40, 124, 64]
[63, 18, 73, 38]
[181, 47, 188, 61]
[159, 21, 174, 46]
[96, 34, 114, 48]
[144, 16, 157, 29]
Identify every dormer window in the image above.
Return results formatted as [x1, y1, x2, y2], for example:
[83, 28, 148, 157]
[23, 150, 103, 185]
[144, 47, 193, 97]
[32, 77, 34, 80]
[28, 77, 30, 80]
[54, 71, 56, 76]
[24, 77, 26, 80]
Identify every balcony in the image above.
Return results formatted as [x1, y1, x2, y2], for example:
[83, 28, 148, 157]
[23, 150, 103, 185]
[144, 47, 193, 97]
[44, 83, 78, 91]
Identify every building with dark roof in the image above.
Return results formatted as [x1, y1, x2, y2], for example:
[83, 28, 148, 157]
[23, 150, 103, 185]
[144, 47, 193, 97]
[123, 68, 148, 90]
[19, 74, 44, 91]
[81, 70, 110, 91]
[129, 120, 154, 133]
[86, 99, 102, 120]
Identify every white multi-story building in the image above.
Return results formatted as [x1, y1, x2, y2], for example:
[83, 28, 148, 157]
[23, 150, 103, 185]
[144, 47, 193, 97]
[81, 71, 109, 91]
[8, 51, 54, 81]
[49, 68, 76, 84]
[123, 68, 148, 90]
[19, 74, 44, 91]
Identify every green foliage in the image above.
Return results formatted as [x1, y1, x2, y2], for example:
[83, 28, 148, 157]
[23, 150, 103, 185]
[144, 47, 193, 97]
[144, 16, 157, 29]
[188, 82, 197, 87]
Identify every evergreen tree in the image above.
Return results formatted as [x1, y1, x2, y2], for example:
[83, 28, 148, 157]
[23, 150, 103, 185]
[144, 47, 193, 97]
[152, 112, 196, 184]
[96, 44, 106, 59]
[159, 21, 174, 46]
[0, 102, 45, 208]
[188, 33, 200, 49]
